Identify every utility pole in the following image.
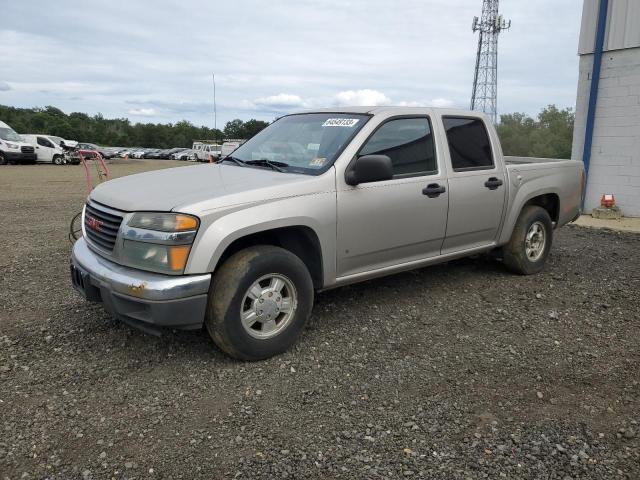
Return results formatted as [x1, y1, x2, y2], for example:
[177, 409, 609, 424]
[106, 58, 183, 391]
[212, 73, 217, 140]
[470, 0, 511, 124]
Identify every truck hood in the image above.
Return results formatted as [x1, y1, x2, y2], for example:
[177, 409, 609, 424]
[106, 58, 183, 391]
[90, 163, 330, 212]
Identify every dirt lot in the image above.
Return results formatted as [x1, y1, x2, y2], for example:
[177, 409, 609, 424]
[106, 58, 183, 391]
[1, 161, 639, 479]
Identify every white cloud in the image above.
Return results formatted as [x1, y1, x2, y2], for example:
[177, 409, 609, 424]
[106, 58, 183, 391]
[334, 89, 392, 107]
[0, 1, 583, 126]
[254, 93, 305, 108]
[241, 90, 457, 113]
[128, 108, 156, 116]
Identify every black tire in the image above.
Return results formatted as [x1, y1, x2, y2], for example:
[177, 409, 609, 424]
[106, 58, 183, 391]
[503, 206, 553, 275]
[0, 152, 6, 165]
[53, 155, 63, 165]
[205, 245, 314, 360]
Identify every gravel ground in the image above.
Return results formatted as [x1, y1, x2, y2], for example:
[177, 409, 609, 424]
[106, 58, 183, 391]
[1, 162, 639, 480]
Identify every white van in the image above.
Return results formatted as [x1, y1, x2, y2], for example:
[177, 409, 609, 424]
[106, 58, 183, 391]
[221, 140, 245, 159]
[0, 121, 37, 165]
[22, 134, 65, 165]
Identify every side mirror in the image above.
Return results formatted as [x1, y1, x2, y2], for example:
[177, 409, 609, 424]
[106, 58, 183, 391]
[345, 154, 393, 186]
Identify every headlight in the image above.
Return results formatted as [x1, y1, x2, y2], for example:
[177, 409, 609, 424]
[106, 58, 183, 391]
[121, 212, 199, 274]
[6, 142, 19, 149]
[128, 212, 198, 232]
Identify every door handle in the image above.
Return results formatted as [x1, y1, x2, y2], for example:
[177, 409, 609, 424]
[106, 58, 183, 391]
[422, 183, 446, 198]
[484, 177, 503, 190]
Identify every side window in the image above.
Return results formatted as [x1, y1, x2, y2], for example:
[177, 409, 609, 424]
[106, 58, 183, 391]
[37, 137, 52, 147]
[443, 117, 494, 171]
[359, 117, 436, 177]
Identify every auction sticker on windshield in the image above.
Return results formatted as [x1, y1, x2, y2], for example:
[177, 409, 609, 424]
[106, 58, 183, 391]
[308, 157, 326, 167]
[322, 118, 360, 127]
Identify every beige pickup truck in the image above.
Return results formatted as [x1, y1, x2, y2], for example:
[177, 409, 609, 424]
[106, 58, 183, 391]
[71, 107, 584, 360]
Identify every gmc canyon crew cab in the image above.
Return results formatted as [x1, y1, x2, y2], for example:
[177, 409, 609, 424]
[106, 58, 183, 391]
[70, 107, 584, 360]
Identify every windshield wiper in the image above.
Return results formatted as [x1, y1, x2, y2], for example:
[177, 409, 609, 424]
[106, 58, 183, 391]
[245, 159, 288, 172]
[220, 156, 247, 167]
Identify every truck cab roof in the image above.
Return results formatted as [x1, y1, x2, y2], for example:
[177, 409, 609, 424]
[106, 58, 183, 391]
[293, 106, 491, 120]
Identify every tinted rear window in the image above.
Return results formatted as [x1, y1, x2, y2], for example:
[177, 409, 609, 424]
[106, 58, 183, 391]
[443, 117, 493, 171]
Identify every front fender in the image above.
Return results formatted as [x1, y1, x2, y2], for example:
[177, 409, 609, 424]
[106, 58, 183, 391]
[184, 192, 337, 284]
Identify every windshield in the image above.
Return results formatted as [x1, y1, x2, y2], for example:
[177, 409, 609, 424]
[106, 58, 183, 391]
[49, 136, 64, 145]
[0, 127, 23, 142]
[228, 113, 369, 174]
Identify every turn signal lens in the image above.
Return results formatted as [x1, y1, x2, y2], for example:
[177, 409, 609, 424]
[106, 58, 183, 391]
[174, 214, 198, 231]
[168, 245, 191, 271]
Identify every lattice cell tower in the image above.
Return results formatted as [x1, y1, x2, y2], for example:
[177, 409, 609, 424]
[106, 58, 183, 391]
[470, 0, 511, 124]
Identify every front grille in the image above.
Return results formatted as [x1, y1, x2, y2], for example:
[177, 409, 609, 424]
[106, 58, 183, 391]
[21, 145, 35, 153]
[84, 201, 124, 252]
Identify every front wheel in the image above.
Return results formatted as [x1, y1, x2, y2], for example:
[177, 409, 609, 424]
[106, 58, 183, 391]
[205, 245, 314, 360]
[0, 152, 6, 165]
[503, 206, 553, 275]
[53, 155, 63, 165]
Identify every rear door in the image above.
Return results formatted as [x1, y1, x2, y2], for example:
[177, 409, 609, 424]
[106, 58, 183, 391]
[440, 116, 507, 253]
[336, 116, 448, 277]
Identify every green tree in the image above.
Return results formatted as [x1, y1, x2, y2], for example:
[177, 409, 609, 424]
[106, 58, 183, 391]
[223, 119, 245, 139]
[497, 105, 574, 159]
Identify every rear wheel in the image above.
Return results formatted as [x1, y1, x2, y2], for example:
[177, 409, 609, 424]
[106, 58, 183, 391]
[503, 206, 553, 275]
[0, 152, 6, 165]
[205, 245, 314, 360]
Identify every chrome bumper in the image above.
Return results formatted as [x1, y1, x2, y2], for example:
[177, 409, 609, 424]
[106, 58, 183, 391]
[70, 238, 211, 332]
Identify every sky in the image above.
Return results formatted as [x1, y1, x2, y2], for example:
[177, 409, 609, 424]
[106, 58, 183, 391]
[0, 0, 584, 129]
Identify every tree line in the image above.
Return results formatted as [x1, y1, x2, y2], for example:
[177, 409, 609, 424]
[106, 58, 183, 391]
[0, 104, 574, 158]
[496, 105, 574, 159]
[0, 105, 269, 148]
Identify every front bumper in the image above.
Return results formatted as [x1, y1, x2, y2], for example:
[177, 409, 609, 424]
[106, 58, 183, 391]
[70, 238, 211, 333]
[3, 151, 37, 163]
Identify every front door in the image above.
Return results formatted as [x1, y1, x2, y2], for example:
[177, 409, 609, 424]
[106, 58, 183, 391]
[337, 116, 448, 278]
[440, 116, 507, 253]
[36, 136, 54, 162]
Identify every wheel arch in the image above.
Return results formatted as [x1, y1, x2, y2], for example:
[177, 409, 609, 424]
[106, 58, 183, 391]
[210, 225, 324, 290]
[499, 190, 560, 245]
[521, 193, 559, 224]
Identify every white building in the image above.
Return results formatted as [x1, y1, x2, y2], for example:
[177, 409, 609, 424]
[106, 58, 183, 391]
[572, 0, 640, 216]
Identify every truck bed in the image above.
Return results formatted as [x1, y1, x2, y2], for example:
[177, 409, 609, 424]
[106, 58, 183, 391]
[505, 156, 573, 165]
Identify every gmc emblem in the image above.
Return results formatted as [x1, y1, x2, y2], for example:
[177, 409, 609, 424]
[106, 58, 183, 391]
[86, 215, 103, 232]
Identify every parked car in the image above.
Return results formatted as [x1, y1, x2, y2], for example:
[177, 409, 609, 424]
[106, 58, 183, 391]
[132, 149, 150, 159]
[48, 136, 78, 150]
[47, 135, 80, 164]
[172, 149, 195, 160]
[159, 147, 187, 159]
[77, 143, 112, 159]
[0, 121, 37, 165]
[70, 107, 584, 360]
[192, 144, 222, 162]
[22, 134, 66, 165]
